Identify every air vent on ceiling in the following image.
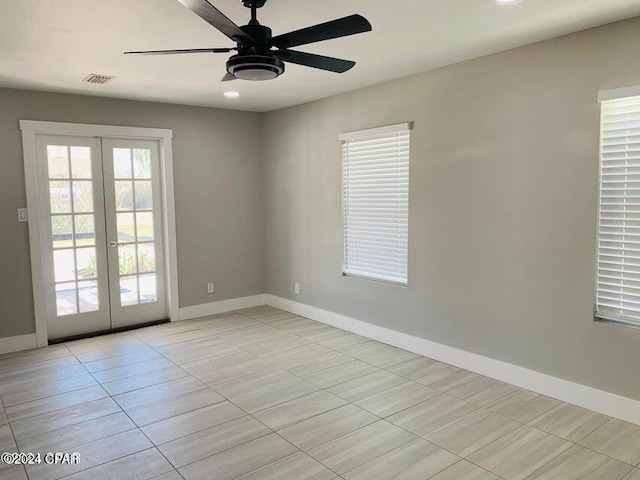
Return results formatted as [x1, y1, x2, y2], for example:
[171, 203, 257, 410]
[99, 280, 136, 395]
[82, 74, 115, 85]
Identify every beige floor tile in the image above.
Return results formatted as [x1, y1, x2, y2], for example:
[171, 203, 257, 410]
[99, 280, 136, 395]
[0, 345, 71, 369]
[238, 335, 313, 356]
[278, 404, 379, 451]
[0, 374, 98, 407]
[526, 445, 633, 480]
[71, 341, 152, 364]
[283, 351, 354, 377]
[387, 393, 478, 436]
[327, 370, 407, 403]
[238, 452, 336, 480]
[5, 385, 108, 422]
[261, 345, 336, 368]
[529, 402, 611, 442]
[425, 409, 520, 457]
[158, 416, 271, 468]
[25, 429, 152, 480]
[268, 317, 318, 333]
[113, 376, 204, 410]
[353, 381, 439, 418]
[487, 389, 560, 423]
[17, 411, 135, 453]
[144, 328, 219, 348]
[186, 354, 275, 386]
[224, 325, 293, 347]
[81, 347, 161, 373]
[235, 305, 282, 319]
[412, 364, 479, 391]
[306, 421, 415, 475]
[385, 357, 444, 379]
[124, 387, 225, 426]
[156, 339, 239, 365]
[579, 418, 640, 465]
[0, 425, 16, 452]
[0, 359, 87, 386]
[0, 466, 28, 480]
[10, 397, 121, 441]
[624, 469, 640, 480]
[178, 433, 298, 480]
[0, 409, 7, 426]
[468, 425, 572, 480]
[147, 471, 184, 480]
[295, 325, 350, 343]
[448, 377, 518, 407]
[91, 357, 175, 384]
[318, 332, 370, 350]
[221, 373, 319, 414]
[252, 390, 347, 430]
[100, 366, 190, 396]
[342, 438, 458, 480]
[215, 324, 283, 344]
[61, 448, 174, 480]
[430, 460, 500, 480]
[212, 369, 293, 398]
[141, 401, 246, 445]
[302, 360, 379, 389]
[339, 342, 419, 368]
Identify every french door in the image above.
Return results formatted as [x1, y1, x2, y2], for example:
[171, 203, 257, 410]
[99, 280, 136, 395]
[36, 135, 167, 340]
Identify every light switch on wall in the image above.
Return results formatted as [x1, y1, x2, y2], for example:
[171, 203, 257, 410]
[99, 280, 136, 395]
[17, 208, 28, 223]
[294, 283, 300, 295]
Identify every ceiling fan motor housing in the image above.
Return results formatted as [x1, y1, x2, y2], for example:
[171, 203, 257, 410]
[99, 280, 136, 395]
[227, 23, 284, 81]
[227, 54, 285, 81]
[241, 0, 267, 8]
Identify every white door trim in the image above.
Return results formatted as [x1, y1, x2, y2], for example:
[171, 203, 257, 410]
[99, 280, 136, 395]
[20, 120, 179, 346]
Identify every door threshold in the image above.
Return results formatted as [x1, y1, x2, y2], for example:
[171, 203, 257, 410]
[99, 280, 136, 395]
[49, 318, 170, 344]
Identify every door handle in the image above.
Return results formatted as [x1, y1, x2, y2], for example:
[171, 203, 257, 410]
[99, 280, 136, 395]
[110, 241, 117, 248]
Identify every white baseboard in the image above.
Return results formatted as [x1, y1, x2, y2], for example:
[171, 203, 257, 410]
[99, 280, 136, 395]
[179, 294, 266, 321]
[0, 333, 38, 355]
[266, 294, 640, 426]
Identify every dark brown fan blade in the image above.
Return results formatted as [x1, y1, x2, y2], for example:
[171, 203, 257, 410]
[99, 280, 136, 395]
[274, 49, 355, 73]
[221, 72, 236, 82]
[125, 48, 234, 55]
[176, 0, 255, 44]
[268, 14, 371, 49]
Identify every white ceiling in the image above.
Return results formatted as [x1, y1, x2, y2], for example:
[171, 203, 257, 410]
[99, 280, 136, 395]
[1, 0, 640, 112]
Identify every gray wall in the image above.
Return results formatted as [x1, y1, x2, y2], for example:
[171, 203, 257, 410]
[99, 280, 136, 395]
[0, 88, 265, 338]
[262, 17, 640, 400]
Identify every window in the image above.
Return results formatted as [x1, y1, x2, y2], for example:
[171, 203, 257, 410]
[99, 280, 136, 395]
[596, 88, 640, 326]
[341, 123, 411, 285]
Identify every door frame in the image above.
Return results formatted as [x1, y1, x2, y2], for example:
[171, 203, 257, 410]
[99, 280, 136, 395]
[21, 120, 179, 346]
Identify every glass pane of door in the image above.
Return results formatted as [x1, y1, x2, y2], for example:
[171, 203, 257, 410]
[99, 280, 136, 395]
[103, 139, 167, 328]
[46, 145, 99, 316]
[38, 135, 111, 340]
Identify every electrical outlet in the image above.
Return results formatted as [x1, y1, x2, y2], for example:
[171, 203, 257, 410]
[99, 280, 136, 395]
[207, 283, 215, 294]
[294, 283, 300, 295]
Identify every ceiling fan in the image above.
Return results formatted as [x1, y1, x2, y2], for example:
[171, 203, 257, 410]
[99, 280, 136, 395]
[125, 0, 372, 81]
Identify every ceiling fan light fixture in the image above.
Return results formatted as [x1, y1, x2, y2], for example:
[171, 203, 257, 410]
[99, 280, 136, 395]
[226, 54, 285, 81]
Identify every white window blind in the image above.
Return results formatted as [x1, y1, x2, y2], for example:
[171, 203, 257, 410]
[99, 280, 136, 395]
[341, 123, 410, 285]
[597, 92, 640, 326]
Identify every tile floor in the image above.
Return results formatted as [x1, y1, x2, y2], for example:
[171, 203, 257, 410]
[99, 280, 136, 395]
[0, 305, 638, 480]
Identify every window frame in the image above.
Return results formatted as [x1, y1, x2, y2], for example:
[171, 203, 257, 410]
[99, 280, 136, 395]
[340, 122, 411, 287]
[595, 86, 640, 328]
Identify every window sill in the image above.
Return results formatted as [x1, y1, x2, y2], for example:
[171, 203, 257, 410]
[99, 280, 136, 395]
[594, 315, 640, 331]
[342, 272, 408, 288]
